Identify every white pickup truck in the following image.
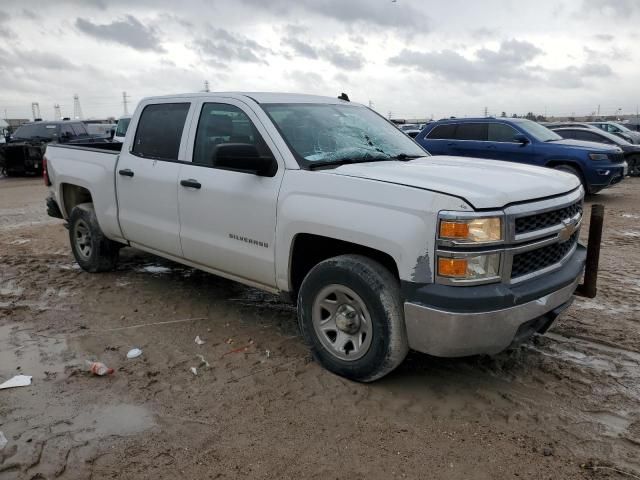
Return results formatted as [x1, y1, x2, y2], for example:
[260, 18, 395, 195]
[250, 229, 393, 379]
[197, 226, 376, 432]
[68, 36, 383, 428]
[44, 92, 596, 382]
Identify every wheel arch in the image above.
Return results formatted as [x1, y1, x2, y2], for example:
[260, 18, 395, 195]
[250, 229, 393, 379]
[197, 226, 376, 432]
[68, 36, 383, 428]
[288, 233, 400, 298]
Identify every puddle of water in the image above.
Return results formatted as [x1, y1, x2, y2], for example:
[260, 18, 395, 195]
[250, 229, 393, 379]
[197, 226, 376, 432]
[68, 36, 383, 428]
[586, 411, 634, 437]
[573, 297, 639, 314]
[71, 404, 155, 441]
[0, 325, 70, 379]
[0, 279, 24, 297]
[137, 265, 172, 274]
[8, 239, 30, 245]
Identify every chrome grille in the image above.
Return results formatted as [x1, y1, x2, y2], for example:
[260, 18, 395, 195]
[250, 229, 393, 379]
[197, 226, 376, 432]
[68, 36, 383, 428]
[515, 201, 582, 235]
[511, 232, 578, 279]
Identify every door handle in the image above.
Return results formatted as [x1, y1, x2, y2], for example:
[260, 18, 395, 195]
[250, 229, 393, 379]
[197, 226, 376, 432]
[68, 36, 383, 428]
[180, 179, 201, 189]
[118, 169, 134, 177]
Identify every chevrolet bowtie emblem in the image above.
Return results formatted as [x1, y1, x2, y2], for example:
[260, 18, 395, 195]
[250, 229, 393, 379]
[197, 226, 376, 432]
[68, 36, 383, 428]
[558, 216, 578, 242]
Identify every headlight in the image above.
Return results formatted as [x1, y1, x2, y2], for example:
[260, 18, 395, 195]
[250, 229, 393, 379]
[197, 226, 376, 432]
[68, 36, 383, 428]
[439, 217, 502, 243]
[589, 153, 609, 161]
[438, 253, 501, 280]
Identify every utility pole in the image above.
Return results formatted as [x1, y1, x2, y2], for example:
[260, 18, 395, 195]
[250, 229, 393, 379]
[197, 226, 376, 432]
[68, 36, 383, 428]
[31, 102, 41, 120]
[54, 104, 61, 119]
[597, 104, 601, 117]
[388, 111, 392, 120]
[73, 94, 83, 120]
[122, 91, 130, 116]
[483, 106, 488, 117]
[368, 100, 374, 109]
[203, 80, 210, 93]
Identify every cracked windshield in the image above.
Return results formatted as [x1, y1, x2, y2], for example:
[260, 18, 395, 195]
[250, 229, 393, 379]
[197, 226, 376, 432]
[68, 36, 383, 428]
[262, 103, 427, 166]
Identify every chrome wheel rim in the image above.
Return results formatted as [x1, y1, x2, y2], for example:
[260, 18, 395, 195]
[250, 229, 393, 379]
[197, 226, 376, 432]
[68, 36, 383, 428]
[73, 219, 92, 259]
[311, 284, 373, 361]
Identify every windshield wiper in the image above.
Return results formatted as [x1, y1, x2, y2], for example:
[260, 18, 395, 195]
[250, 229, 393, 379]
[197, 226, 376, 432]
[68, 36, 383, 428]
[387, 153, 424, 160]
[308, 157, 389, 170]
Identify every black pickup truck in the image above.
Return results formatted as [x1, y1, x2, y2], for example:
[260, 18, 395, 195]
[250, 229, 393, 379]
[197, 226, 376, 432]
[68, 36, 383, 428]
[0, 121, 109, 176]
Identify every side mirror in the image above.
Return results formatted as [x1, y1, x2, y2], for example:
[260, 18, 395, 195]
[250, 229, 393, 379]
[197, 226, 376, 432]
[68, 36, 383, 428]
[213, 143, 278, 177]
[513, 133, 530, 145]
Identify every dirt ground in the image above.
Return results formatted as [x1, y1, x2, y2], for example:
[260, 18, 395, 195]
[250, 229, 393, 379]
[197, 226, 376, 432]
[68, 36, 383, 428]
[0, 176, 639, 480]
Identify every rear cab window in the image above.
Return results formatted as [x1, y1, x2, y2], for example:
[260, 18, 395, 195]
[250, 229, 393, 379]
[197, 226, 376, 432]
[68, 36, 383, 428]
[132, 103, 190, 160]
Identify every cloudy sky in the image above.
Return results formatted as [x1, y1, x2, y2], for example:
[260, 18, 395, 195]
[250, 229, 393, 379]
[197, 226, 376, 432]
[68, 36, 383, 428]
[0, 0, 639, 121]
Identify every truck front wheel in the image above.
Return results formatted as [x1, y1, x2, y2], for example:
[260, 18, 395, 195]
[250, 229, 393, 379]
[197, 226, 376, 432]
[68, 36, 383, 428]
[297, 254, 408, 382]
[69, 203, 119, 272]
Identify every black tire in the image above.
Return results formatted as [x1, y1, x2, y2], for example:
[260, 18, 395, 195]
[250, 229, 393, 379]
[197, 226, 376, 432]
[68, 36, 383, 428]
[297, 254, 408, 382]
[628, 154, 640, 177]
[68, 203, 119, 272]
[553, 164, 591, 193]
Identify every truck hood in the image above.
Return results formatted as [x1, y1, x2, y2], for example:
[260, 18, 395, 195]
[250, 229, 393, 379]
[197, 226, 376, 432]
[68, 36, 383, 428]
[329, 156, 581, 209]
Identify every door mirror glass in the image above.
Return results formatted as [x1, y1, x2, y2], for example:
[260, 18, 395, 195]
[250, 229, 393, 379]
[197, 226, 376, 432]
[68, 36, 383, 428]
[214, 143, 277, 177]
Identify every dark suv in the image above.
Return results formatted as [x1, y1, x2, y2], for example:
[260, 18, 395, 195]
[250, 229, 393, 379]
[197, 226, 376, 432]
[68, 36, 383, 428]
[1, 121, 103, 176]
[416, 117, 626, 194]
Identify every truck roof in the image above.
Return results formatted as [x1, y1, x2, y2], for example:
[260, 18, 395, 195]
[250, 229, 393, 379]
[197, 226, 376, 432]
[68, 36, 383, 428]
[140, 92, 356, 105]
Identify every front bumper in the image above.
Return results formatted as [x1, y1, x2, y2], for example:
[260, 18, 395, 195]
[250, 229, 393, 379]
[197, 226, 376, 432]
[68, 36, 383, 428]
[403, 245, 585, 357]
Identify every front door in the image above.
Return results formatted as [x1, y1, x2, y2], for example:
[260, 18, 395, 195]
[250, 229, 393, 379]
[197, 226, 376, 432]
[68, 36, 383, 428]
[481, 122, 533, 163]
[177, 99, 284, 288]
[116, 102, 191, 257]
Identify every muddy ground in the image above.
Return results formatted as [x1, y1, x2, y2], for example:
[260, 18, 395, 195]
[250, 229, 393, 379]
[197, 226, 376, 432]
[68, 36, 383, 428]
[0, 176, 639, 480]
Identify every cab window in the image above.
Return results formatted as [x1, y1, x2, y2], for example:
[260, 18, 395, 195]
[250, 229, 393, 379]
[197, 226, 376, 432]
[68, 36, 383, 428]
[455, 123, 487, 141]
[426, 124, 456, 140]
[192, 103, 271, 167]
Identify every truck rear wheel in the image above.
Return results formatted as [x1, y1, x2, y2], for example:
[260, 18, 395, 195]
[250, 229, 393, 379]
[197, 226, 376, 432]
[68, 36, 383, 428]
[69, 203, 119, 272]
[297, 254, 408, 382]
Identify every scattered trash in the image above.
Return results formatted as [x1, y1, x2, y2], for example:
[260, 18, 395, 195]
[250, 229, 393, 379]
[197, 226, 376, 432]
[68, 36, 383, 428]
[196, 354, 209, 368]
[226, 338, 234, 344]
[190, 367, 198, 376]
[0, 431, 7, 450]
[127, 348, 143, 359]
[265, 350, 271, 359]
[194, 336, 205, 345]
[222, 344, 252, 356]
[85, 361, 114, 376]
[0, 375, 32, 390]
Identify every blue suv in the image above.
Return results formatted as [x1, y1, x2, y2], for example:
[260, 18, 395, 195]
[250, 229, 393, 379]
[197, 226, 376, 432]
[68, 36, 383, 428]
[416, 118, 626, 194]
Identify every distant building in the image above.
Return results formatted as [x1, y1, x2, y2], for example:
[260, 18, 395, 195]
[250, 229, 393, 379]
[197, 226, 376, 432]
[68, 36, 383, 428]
[3, 118, 30, 130]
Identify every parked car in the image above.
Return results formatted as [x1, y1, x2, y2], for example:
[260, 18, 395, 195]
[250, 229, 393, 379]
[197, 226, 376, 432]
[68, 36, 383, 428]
[588, 121, 640, 144]
[551, 127, 639, 176]
[0, 120, 107, 176]
[398, 124, 422, 138]
[112, 115, 132, 143]
[416, 117, 626, 194]
[45, 92, 595, 382]
[544, 122, 601, 130]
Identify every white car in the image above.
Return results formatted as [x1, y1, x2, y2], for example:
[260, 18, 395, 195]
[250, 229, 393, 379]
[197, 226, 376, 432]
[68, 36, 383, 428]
[44, 92, 591, 381]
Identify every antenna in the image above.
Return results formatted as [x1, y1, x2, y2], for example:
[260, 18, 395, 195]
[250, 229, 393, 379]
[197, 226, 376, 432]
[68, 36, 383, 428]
[31, 102, 41, 120]
[54, 104, 61, 119]
[122, 91, 130, 116]
[73, 94, 83, 120]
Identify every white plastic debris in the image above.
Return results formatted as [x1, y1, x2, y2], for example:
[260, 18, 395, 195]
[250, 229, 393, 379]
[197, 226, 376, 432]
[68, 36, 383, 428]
[190, 367, 198, 376]
[194, 336, 205, 345]
[196, 354, 209, 368]
[265, 350, 271, 359]
[127, 348, 143, 359]
[0, 375, 32, 390]
[0, 431, 8, 450]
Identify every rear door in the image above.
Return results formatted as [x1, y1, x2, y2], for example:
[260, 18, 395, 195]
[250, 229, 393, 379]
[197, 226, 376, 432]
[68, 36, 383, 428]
[451, 122, 488, 157]
[418, 123, 456, 154]
[177, 98, 284, 288]
[116, 101, 192, 257]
